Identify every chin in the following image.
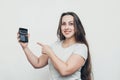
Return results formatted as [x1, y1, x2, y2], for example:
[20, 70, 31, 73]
[63, 33, 75, 39]
[65, 36, 72, 39]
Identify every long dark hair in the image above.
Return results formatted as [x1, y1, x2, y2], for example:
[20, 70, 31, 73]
[57, 12, 92, 80]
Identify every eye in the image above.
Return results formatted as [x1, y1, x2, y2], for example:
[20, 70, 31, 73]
[69, 22, 74, 26]
[62, 22, 66, 25]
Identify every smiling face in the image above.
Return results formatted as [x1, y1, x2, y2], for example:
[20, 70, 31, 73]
[61, 15, 75, 40]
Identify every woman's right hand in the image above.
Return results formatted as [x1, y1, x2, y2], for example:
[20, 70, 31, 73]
[17, 33, 29, 49]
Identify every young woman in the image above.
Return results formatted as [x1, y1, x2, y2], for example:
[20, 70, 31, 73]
[18, 12, 92, 80]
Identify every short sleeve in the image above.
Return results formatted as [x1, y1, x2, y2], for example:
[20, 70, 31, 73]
[73, 44, 88, 60]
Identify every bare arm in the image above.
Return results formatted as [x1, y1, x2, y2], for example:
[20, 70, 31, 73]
[23, 47, 48, 68]
[17, 33, 48, 68]
[37, 42, 85, 76]
[49, 53, 85, 76]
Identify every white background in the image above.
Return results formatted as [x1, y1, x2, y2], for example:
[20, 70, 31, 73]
[0, 0, 120, 80]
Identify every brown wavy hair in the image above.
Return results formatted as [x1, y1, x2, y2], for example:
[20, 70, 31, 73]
[57, 12, 92, 80]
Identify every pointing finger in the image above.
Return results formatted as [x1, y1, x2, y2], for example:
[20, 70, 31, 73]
[37, 42, 44, 47]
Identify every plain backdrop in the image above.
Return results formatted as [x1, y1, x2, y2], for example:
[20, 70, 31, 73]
[0, 0, 120, 80]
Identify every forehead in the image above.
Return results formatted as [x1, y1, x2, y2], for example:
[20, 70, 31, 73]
[62, 15, 74, 22]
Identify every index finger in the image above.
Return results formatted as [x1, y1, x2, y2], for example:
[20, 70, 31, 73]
[37, 42, 44, 47]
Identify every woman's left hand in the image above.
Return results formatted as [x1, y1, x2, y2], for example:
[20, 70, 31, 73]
[37, 42, 53, 57]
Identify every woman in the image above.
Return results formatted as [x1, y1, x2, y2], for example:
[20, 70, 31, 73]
[18, 12, 92, 80]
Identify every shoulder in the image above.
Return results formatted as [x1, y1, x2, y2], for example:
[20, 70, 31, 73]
[74, 43, 87, 50]
[53, 39, 62, 45]
[50, 39, 62, 48]
[73, 43, 88, 60]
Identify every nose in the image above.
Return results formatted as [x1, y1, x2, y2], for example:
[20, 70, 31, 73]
[65, 24, 69, 29]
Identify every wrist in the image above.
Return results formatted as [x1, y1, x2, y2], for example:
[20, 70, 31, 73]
[49, 51, 55, 58]
[22, 46, 28, 50]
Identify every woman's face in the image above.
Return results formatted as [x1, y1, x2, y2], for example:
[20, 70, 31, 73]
[61, 15, 75, 39]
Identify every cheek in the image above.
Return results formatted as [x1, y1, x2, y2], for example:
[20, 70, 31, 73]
[71, 26, 75, 31]
[71, 28, 76, 35]
[61, 26, 64, 32]
[61, 26, 64, 29]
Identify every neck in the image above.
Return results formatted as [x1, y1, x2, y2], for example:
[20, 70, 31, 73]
[63, 37, 76, 45]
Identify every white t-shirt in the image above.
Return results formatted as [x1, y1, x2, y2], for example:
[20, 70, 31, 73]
[48, 40, 88, 80]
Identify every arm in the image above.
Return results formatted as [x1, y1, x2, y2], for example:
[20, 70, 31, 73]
[49, 53, 85, 76]
[23, 47, 48, 68]
[17, 33, 48, 68]
[37, 42, 85, 76]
